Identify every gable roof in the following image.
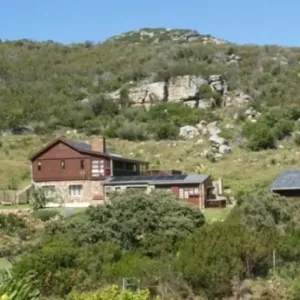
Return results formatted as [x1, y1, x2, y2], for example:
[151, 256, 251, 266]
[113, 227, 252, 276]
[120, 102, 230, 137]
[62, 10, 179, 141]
[270, 170, 300, 191]
[30, 136, 148, 164]
[104, 174, 210, 186]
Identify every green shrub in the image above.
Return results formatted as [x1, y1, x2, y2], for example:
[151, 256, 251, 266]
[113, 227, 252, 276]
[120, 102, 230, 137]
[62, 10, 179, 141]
[295, 133, 300, 145]
[33, 210, 60, 222]
[116, 122, 148, 140]
[0, 214, 27, 235]
[271, 118, 294, 140]
[151, 122, 179, 140]
[242, 121, 275, 151]
[68, 285, 160, 300]
[177, 222, 277, 299]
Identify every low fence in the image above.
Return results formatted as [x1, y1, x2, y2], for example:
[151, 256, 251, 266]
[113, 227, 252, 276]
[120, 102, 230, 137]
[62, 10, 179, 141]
[0, 185, 32, 205]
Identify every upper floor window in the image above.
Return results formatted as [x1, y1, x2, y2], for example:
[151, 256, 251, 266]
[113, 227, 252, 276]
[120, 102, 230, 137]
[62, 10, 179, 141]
[61, 160, 65, 169]
[37, 161, 42, 171]
[179, 187, 200, 199]
[80, 160, 85, 170]
[92, 159, 105, 177]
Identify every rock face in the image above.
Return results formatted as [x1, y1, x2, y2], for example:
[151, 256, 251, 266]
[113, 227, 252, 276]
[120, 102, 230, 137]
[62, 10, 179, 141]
[167, 76, 208, 102]
[108, 75, 210, 108]
[106, 74, 252, 109]
[209, 75, 228, 94]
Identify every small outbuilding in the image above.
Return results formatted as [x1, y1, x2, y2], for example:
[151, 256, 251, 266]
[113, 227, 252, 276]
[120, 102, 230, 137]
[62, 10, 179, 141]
[270, 170, 300, 199]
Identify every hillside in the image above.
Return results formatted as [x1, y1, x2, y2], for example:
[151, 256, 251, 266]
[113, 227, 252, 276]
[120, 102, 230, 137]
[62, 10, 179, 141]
[1, 28, 300, 193]
[0, 28, 299, 134]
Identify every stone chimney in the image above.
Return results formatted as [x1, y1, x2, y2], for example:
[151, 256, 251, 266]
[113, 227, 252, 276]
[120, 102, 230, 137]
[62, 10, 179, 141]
[91, 136, 106, 153]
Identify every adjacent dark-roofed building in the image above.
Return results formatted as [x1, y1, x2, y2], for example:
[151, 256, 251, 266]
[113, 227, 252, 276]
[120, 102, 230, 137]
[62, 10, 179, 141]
[270, 170, 300, 199]
[104, 173, 225, 209]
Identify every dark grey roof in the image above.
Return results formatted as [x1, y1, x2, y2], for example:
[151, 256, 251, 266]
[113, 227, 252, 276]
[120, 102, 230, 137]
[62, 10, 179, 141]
[66, 139, 147, 163]
[270, 170, 300, 191]
[67, 139, 114, 154]
[104, 174, 209, 186]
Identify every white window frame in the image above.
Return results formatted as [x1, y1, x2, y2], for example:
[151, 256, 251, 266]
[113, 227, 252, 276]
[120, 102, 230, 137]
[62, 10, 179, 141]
[91, 159, 105, 177]
[69, 184, 83, 196]
[179, 187, 200, 199]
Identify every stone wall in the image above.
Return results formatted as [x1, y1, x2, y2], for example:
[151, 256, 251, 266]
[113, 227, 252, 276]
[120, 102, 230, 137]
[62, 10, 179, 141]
[34, 180, 104, 203]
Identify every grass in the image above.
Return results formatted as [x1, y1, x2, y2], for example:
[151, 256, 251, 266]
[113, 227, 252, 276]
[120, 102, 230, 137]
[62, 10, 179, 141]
[203, 207, 231, 223]
[0, 204, 30, 210]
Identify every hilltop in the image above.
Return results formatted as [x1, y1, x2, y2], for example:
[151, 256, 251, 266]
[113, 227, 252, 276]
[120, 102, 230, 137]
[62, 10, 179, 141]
[104, 27, 227, 45]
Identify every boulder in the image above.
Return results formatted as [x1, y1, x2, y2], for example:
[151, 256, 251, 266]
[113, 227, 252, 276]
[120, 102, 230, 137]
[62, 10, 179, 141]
[219, 144, 232, 154]
[208, 75, 228, 95]
[207, 121, 222, 136]
[167, 75, 208, 102]
[209, 135, 228, 146]
[179, 125, 199, 139]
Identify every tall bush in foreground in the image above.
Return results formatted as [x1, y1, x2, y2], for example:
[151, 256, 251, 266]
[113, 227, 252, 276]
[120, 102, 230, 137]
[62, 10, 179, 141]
[0, 270, 39, 300]
[81, 190, 205, 253]
[68, 285, 160, 300]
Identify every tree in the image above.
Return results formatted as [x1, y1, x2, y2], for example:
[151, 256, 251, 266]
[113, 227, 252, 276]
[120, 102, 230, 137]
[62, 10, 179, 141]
[242, 121, 275, 151]
[79, 190, 205, 253]
[177, 222, 277, 299]
[29, 186, 49, 211]
[231, 189, 300, 230]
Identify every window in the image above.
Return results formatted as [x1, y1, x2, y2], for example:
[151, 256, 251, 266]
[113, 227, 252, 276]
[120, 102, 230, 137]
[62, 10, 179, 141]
[115, 187, 121, 191]
[179, 187, 200, 199]
[92, 159, 105, 177]
[69, 185, 83, 196]
[42, 185, 55, 198]
[61, 160, 65, 169]
[105, 186, 112, 199]
[80, 160, 85, 169]
[37, 162, 41, 171]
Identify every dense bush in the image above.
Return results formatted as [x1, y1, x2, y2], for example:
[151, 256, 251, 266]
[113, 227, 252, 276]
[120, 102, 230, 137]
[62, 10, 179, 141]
[229, 190, 300, 230]
[68, 285, 160, 300]
[242, 121, 276, 151]
[80, 190, 205, 251]
[33, 209, 60, 222]
[177, 222, 277, 299]
[0, 214, 27, 235]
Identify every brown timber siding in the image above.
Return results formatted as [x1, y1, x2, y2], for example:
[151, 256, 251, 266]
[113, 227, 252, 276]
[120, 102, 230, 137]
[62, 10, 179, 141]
[32, 141, 110, 182]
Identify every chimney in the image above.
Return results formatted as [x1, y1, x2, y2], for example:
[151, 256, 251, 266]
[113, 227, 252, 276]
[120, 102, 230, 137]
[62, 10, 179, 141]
[91, 136, 106, 153]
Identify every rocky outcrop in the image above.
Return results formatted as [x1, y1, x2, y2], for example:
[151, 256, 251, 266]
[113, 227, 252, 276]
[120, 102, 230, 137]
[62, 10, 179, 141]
[179, 125, 199, 139]
[167, 76, 208, 102]
[106, 74, 252, 109]
[107, 75, 211, 108]
[245, 106, 261, 122]
[208, 75, 228, 94]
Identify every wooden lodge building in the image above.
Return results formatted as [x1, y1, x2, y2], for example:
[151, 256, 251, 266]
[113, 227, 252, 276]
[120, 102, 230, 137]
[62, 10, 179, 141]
[30, 136, 226, 209]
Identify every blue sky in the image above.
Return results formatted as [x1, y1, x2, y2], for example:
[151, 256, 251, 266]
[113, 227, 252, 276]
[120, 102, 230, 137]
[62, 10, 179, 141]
[0, 0, 299, 46]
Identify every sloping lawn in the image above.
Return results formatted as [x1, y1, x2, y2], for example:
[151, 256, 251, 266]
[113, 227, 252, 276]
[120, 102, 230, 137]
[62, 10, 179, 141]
[203, 207, 232, 223]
